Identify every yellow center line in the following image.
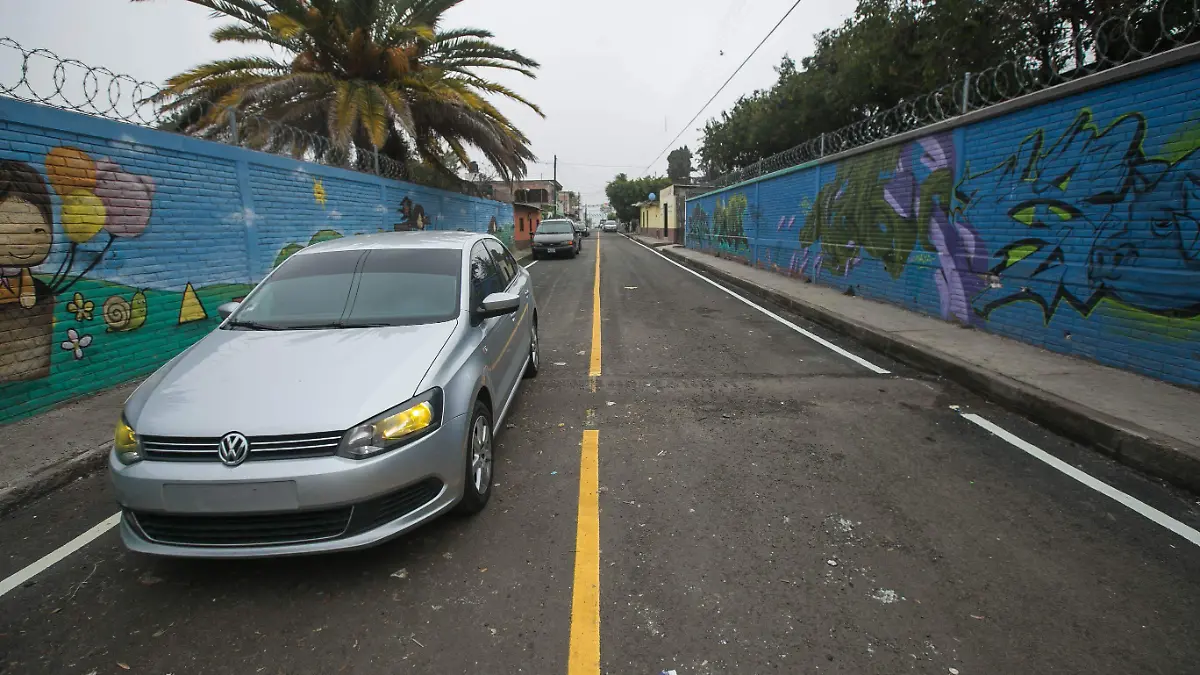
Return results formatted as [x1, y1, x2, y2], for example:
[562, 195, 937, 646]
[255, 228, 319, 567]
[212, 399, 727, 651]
[588, 233, 602, 381]
[568, 429, 601, 675]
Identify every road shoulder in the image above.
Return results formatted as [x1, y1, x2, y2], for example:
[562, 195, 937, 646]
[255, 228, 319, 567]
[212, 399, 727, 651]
[633, 236, 1200, 494]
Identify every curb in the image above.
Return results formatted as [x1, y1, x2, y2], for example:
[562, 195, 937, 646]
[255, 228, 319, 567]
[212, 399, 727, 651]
[653, 243, 1200, 495]
[0, 442, 112, 517]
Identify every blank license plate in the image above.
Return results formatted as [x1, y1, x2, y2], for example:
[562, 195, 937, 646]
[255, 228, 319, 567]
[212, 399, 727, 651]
[162, 481, 299, 513]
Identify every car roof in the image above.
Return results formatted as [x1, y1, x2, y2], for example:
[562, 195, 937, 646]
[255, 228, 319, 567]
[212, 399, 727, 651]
[296, 231, 489, 256]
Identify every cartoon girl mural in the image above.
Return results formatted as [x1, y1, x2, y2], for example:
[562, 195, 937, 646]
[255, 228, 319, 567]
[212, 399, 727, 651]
[0, 148, 154, 383]
[0, 160, 55, 381]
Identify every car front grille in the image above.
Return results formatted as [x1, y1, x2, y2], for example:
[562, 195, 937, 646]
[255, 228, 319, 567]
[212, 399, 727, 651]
[140, 431, 343, 462]
[128, 479, 445, 547]
[132, 506, 353, 546]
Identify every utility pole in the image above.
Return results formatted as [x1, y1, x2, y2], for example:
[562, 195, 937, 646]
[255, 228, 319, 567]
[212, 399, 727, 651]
[552, 155, 558, 216]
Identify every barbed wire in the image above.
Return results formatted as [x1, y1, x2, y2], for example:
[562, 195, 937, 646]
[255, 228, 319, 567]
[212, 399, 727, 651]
[703, 0, 1200, 190]
[0, 36, 419, 184]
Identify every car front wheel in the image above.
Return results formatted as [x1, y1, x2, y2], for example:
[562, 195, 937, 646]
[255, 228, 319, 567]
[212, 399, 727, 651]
[524, 320, 540, 378]
[454, 400, 493, 515]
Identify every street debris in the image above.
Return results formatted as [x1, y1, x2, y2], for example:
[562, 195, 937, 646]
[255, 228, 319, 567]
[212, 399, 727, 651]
[553, 362, 567, 366]
[625, 286, 638, 290]
[871, 589, 901, 604]
[117, 664, 130, 671]
[551, 471, 558, 475]
[391, 568, 408, 579]
[949, 669, 960, 674]
[606, 401, 616, 406]
[409, 634, 425, 648]
[826, 559, 838, 567]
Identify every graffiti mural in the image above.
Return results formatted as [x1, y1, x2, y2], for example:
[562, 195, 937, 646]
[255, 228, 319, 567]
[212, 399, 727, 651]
[0, 149, 154, 381]
[959, 110, 1200, 321]
[687, 195, 749, 252]
[798, 133, 988, 325]
[396, 196, 428, 231]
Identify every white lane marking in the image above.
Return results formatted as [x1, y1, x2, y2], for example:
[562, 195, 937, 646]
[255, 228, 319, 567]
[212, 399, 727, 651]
[525, 260, 538, 268]
[0, 512, 121, 599]
[626, 238, 890, 374]
[959, 412, 1200, 548]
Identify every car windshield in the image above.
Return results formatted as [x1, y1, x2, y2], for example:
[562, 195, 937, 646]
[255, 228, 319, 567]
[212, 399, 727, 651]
[228, 248, 461, 329]
[538, 222, 573, 234]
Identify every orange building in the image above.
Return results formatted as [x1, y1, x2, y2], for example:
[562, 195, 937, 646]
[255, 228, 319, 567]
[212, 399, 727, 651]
[512, 202, 541, 250]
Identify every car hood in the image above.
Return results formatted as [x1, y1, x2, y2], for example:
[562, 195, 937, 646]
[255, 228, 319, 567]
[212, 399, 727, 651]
[533, 233, 574, 244]
[126, 321, 458, 436]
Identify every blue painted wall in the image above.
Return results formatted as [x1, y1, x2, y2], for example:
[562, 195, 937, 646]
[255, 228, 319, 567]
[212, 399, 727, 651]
[0, 97, 514, 422]
[686, 58, 1200, 387]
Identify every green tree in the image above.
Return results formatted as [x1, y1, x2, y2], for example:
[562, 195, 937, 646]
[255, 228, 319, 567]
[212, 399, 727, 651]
[697, 0, 1172, 178]
[134, 0, 543, 183]
[604, 173, 671, 224]
[666, 146, 693, 182]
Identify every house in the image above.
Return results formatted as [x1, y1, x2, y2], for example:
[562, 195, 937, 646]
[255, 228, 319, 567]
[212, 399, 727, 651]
[512, 202, 541, 249]
[651, 183, 708, 242]
[480, 179, 562, 214]
[637, 198, 661, 235]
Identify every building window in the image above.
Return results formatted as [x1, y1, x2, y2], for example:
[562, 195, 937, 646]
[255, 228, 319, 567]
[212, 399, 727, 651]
[519, 217, 525, 232]
[515, 189, 527, 201]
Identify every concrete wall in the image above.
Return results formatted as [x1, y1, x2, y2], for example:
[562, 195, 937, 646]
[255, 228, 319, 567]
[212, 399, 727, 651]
[0, 97, 514, 423]
[686, 55, 1200, 387]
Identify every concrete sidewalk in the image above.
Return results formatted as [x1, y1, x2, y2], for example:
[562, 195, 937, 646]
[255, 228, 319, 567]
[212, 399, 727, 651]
[629, 234, 1200, 494]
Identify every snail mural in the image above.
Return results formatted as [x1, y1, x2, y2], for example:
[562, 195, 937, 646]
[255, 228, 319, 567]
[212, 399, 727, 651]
[102, 291, 148, 332]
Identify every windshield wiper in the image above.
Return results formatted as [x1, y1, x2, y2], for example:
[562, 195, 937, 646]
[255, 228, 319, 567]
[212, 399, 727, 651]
[225, 320, 285, 331]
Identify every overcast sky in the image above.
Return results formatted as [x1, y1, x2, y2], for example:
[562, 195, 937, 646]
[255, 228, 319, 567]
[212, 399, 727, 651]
[1, 0, 856, 204]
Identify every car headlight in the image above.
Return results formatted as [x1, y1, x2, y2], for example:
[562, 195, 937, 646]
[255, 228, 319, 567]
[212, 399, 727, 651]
[114, 415, 143, 465]
[337, 388, 443, 459]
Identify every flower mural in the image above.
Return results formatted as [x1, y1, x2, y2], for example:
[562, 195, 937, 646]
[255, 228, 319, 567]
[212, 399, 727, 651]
[66, 292, 94, 321]
[59, 328, 92, 360]
[798, 132, 988, 325]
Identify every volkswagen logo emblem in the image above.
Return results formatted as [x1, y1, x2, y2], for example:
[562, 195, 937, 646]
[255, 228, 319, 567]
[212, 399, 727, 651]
[218, 432, 250, 466]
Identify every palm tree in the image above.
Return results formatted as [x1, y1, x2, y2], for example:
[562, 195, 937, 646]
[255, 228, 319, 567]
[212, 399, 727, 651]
[135, 0, 542, 182]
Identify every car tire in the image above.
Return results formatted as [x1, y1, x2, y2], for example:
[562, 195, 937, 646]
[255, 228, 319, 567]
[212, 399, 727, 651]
[569, 247, 578, 259]
[524, 319, 540, 379]
[454, 400, 493, 515]
[531, 252, 540, 260]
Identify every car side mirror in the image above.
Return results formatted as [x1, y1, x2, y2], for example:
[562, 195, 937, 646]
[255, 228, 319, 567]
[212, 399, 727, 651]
[217, 301, 240, 320]
[475, 292, 519, 320]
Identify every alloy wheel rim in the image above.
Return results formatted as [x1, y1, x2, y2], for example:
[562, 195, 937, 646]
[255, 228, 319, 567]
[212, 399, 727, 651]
[471, 415, 492, 494]
[531, 325, 540, 369]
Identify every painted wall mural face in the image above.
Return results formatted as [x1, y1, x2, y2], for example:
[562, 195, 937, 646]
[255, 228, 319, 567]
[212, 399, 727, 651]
[960, 110, 1200, 321]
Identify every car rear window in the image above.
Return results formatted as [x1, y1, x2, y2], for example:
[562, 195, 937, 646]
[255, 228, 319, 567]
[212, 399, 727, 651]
[538, 221, 573, 234]
[229, 248, 461, 329]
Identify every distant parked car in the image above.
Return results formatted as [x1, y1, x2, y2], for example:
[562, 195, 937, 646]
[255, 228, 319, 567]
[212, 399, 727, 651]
[532, 219, 581, 259]
[110, 232, 539, 558]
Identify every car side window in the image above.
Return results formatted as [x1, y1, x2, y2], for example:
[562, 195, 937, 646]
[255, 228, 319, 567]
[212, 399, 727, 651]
[483, 240, 517, 287]
[469, 243, 503, 307]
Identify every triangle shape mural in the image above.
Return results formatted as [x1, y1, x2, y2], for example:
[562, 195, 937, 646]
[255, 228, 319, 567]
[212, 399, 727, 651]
[178, 283, 208, 324]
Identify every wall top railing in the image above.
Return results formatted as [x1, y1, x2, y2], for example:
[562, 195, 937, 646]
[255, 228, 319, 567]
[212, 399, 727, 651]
[699, 0, 1200, 192]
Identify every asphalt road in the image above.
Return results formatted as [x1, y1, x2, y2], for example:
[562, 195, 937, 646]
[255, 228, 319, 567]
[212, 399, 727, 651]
[2, 231, 1199, 674]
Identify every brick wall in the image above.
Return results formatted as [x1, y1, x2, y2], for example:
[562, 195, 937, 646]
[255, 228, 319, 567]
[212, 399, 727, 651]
[686, 56, 1200, 387]
[0, 98, 514, 423]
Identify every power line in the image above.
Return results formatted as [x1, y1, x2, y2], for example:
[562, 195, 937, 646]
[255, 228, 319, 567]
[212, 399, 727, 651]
[531, 159, 645, 169]
[640, 0, 806, 175]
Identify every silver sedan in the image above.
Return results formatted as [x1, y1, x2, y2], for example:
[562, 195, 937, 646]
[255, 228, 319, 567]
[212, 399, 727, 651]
[109, 232, 539, 557]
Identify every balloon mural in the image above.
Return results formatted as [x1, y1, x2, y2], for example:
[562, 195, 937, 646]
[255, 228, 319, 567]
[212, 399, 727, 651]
[0, 147, 154, 382]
